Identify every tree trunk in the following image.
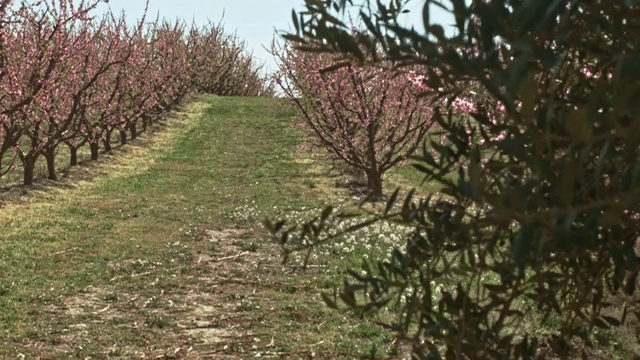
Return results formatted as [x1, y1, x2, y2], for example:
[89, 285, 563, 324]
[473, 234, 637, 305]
[44, 148, 57, 180]
[69, 146, 78, 166]
[365, 129, 383, 199]
[129, 122, 137, 140]
[90, 142, 99, 161]
[120, 129, 127, 145]
[23, 155, 37, 185]
[103, 132, 112, 152]
[366, 169, 384, 199]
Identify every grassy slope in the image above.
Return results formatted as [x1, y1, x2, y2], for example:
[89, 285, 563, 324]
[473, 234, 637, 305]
[0, 95, 406, 359]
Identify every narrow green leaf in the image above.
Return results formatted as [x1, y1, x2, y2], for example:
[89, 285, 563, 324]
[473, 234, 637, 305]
[451, 0, 467, 33]
[291, 9, 299, 33]
[602, 315, 622, 327]
[413, 163, 434, 174]
[385, 188, 400, 215]
[344, 217, 380, 233]
[401, 189, 416, 221]
[467, 247, 476, 267]
[280, 232, 289, 245]
[422, 1, 430, 29]
[359, 10, 384, 44]
[320, 206, 333, 222]
[593, 317, 610, 329]
[280, 33, 305, 43]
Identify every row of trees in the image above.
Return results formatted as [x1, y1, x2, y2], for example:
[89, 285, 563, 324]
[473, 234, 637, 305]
[0, 0, 273, 186]
[269, 0, 640, 358]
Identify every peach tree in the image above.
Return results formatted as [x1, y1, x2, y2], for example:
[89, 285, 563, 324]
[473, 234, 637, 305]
[273, 39, 436, 198]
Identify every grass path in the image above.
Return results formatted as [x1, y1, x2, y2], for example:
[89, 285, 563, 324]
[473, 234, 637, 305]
[0, 95, 400, 359]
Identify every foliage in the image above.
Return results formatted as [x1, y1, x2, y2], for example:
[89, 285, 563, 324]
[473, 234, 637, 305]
[269, 0, 640, 358]
[273, 38, 436, 197]
[0, 0, 272, 186]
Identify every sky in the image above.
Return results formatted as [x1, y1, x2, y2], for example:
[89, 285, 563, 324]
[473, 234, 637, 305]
[95, 0, 451, 75]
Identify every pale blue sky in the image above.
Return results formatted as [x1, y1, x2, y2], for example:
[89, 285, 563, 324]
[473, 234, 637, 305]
[96, 1, 302, 74]
[96, 1, 450, 74]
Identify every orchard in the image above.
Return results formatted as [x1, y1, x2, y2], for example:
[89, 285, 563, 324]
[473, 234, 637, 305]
[0, 0, 272, 186]
[1, 0, 639, 358]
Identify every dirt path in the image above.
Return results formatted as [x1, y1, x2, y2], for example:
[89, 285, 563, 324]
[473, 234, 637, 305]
[43, 228, 309, 359]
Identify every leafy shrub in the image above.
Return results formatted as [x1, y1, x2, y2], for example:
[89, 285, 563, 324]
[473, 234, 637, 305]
[269, 0, 640, 358]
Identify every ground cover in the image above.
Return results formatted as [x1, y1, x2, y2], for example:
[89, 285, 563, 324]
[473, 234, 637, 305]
[0, 95, 429, 359]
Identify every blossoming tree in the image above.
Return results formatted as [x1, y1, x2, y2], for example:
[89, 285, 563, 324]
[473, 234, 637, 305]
[273, 40, 436, 198]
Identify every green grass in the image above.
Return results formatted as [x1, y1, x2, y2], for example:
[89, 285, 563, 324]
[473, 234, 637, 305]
[0, 95, 406, 358]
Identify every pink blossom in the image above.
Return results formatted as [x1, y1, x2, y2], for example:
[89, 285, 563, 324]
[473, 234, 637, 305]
[408, 71, 426, 89]
[453, 97, 476, 114]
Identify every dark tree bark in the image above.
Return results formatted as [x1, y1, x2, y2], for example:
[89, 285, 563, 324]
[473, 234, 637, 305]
[365, 169, 383, 198]
[129, 122, 137, 140]
[103, 131, 112, 152]
[23, 154, 38, 185]
[89, 142, 99, 160]
[119, 129, 127, 145]
[44, 147, 57, 180]
[69, 146, 78, 166]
